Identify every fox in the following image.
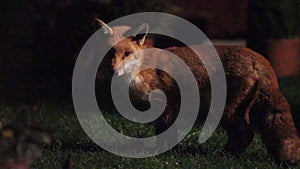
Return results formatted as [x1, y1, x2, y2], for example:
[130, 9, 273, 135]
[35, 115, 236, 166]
[95, 19, 300, 164]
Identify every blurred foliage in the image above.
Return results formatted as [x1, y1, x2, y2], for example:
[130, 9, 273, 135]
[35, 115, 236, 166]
[248, 0, 300, 39]
[0, 122, 50, 168]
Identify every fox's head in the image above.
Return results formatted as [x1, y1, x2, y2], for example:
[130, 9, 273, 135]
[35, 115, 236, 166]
[95, 19, 150, 77]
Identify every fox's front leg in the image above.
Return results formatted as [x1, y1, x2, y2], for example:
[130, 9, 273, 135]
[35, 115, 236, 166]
[155, 104, 178, 149]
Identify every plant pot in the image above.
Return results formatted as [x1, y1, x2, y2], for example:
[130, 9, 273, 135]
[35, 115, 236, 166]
[266, 37, 300, 77]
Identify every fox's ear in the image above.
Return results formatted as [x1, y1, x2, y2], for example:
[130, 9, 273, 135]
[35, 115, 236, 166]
[125, 23, 149, 45]
[94, 18, 113, 35]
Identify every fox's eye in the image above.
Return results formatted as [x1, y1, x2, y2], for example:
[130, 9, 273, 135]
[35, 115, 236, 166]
[124, 51, 131, 57]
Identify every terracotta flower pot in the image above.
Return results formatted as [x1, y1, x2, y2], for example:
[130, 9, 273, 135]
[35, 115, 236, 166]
[266, 37, 300, 77]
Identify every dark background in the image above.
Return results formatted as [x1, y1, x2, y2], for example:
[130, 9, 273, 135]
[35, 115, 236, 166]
[0, 0, 299, 105]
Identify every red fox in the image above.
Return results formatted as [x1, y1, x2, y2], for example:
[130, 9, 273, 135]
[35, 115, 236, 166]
[95, 19, 300, 164]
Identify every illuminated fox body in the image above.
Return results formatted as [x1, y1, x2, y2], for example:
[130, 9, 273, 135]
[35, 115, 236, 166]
[96, 19, 300, 164]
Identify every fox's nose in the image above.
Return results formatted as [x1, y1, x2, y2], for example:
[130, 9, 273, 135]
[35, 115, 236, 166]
[113, 64, 125, 76]
[112, 57, 126, 76]
[116, 67, 125, 76]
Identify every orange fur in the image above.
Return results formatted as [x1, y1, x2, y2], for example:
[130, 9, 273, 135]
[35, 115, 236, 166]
[96, 22, 300, 164]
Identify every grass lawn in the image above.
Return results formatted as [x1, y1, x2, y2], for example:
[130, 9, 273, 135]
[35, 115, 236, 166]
[0, 77, 299, 169]
[0, 104, 296, 169]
